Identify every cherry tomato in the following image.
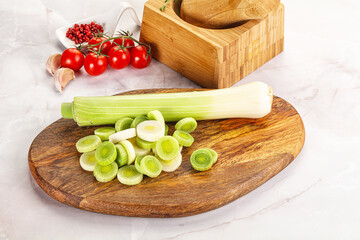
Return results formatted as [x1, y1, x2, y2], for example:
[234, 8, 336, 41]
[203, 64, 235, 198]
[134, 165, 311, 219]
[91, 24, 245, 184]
[112, 37, 135, 48]
[84, 52, 108, 76]
[107, 46, 131, 69]
[130, 45, 152, 69]
[61, 48, 84, 71]
[88, 37, 112, 54]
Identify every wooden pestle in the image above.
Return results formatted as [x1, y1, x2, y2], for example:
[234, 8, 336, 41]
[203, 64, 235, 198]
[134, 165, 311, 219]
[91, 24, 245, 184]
[180, 0, 280, 29]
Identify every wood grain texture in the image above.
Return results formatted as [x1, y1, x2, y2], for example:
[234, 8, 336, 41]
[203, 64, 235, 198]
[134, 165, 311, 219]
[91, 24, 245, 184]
[140, 0, 284, 88]
[28, 88, 305, 218]
[180, 0, 280, 29]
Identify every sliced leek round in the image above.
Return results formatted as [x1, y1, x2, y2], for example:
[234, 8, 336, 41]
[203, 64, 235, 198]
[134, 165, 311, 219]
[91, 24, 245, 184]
[206, 148, 218, 163]
[165, 124, 169, 135]
[129, 138, 151, 156]
[173, 130, 194, 147]
[153, 144, 181, 156]
[119, 140, 136, 165]
[117, 165, 143, 185]
[190, 149, 214, 171]
[93, 162, 118, 182]
[109, 128, 136, 143]
[76, 135, 102, 153]
[140, 155, 162, 178]
[155, 136, 179, 161]
[130, 115, 148, 128]
[115, 117, 133, 132]
[136, 137, 156, 150]
[94, 127, 116, 141]
[159, 152, 182, 172]
[134, 155, 145, 174]
[175, 117, 197, 133]
[136, 120, 165, 142]
[152, 146, 157, 156]
[115, 143, 128, 167]
[79, 150, 97, 171]
[95, 141, 117, 166]
[147, 110, 165, 124]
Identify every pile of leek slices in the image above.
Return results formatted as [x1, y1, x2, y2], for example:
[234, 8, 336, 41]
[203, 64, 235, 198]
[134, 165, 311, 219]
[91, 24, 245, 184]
[76, 110, 217, 185]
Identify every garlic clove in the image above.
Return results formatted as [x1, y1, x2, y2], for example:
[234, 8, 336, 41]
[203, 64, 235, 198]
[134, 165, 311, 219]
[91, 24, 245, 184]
[53, 68, 76, 93]
[46, 53, 62, 75]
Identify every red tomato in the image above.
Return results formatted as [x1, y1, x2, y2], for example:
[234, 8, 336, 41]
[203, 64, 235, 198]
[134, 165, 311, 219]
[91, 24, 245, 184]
[84, 52, 108, 76]
[88, 37, 112, 54]
[130, 45, 152, 69]
[112, 37, 135, 48]
[61, 48, 84, 71]
[107, 46, 130, 69]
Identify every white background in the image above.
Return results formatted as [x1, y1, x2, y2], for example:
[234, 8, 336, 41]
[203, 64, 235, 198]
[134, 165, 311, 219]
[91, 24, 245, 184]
[0, 0, 359, 239]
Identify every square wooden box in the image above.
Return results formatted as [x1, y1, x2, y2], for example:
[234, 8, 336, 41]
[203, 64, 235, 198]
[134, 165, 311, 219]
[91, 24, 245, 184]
[140, 0, 284, 88]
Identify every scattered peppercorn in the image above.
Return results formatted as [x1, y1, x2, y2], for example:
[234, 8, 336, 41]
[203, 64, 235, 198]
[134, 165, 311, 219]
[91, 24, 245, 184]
[66, 22, 104, 44]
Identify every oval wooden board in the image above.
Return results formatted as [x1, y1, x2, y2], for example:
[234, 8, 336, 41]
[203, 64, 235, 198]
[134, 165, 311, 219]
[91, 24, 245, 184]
[28, 88, 305, 218]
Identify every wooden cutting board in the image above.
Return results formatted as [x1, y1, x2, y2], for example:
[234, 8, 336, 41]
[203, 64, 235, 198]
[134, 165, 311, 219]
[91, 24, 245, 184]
[28, 88, 305, 218]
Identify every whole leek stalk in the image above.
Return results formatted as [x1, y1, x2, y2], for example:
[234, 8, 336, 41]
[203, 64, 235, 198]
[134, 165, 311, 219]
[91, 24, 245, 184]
[61, 81, 273, 126]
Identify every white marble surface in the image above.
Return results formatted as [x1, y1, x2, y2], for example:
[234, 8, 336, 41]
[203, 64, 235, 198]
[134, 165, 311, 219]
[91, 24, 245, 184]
[0, 0, 359, 239]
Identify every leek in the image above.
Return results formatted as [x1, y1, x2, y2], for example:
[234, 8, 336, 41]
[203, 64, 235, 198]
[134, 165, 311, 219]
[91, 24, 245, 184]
[61, 81, 273, 126]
